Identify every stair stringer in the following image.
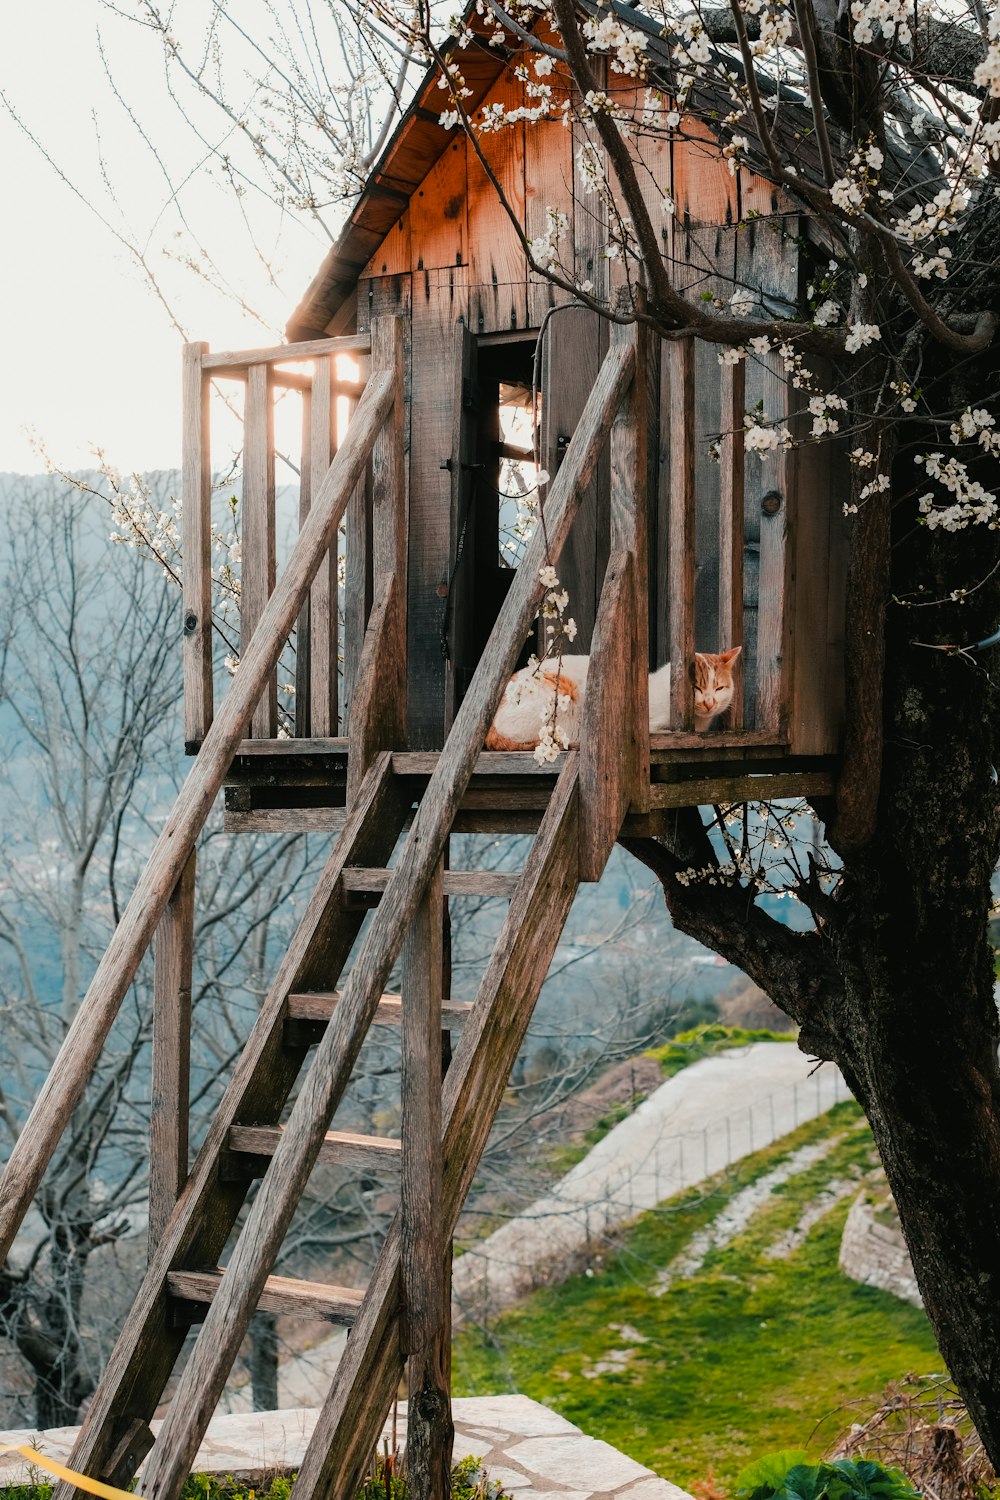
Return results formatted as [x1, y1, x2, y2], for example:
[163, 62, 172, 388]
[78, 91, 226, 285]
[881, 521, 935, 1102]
[291, 754, 582, 1500]
[52, 755, 411, 1499]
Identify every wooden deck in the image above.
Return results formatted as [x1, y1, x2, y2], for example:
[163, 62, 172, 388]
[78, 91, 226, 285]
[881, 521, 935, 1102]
[221, 735, 834, 835]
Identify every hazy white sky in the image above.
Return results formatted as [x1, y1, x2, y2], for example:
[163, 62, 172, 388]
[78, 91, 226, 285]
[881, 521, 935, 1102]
[1, 3, 333, 476]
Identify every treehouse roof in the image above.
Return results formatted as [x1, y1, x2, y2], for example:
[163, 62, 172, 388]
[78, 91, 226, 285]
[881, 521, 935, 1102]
[285, 1, 805, 342]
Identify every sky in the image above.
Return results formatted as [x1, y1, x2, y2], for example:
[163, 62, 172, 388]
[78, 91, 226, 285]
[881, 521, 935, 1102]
[0, 3, 335, 476]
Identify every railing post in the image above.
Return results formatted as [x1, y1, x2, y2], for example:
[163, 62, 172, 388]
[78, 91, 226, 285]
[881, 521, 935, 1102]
[719, 359, 746, 727]
[243, 363, 277, 738]
[579, 311, 647, 879]
[306, 355, 340, 736]
[347, 316, 408, 800]
[149, 848, 195, 1251]
[611, 309, 649, 799]
[668, 338, 696, 729]
[182, 343, 212, 751]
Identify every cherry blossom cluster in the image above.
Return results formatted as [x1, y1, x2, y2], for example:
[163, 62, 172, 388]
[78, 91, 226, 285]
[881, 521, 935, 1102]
[808, 392, 848, 437]
[950, 407, 1000, 454]
[531, 562, 579, 764]
[894, 185, 969, 246]
[673, 857, 770, 891]
[830, 141, 884, 216]
[914, 451, 1000, 530]
[581, 12, 647, 76]
[973, 4, 1000, 97]
[890, 380, 918, 414]
[744, 418, 793, 456]
[738, 0, 795, 58]
[849, 0, 912, 46]
[530, 207, 569, 271]
[108, 476, 182, 578]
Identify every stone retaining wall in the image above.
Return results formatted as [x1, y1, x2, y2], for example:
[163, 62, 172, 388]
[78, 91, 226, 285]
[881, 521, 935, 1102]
[838, 1192, 922, 1308]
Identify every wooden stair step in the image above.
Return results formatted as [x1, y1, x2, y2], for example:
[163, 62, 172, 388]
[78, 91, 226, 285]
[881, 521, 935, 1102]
[228, 1125, 401, 1173]
[392, 749, 565, 777]
[286, 990, 473, 1029]
[234, 737, 350, 757]
[167, 1269, 364, 1325]
[341, 867, 520, 898]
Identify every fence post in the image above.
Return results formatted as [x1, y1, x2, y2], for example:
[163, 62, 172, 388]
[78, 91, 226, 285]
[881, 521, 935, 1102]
[183, 343, 212, 750]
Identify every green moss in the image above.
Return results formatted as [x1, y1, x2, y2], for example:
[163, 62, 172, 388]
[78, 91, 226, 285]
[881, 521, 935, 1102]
[646, 1024, 798, 1080]
[453, 1102, 941, 1492]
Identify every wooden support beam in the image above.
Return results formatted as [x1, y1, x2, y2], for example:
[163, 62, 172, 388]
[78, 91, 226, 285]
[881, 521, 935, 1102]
[243, 363, 277, 738]
[0, 346, 397, 1268]
[149, 851, 195, 1253]
[756, 364, 792, 733]
[182, 343, 212, 750]
[579, 312, 650, 880]
[719, 359, 746, 728]
[646, 770, 834, 807]
[401, 859, 453, 1500]
[579, 552, 636, 882]
[308, 355, 340, 736]
[348, 317, 407, 800]
[611, 310, 649, 809]
[342, 400, 373, 728]
[668, 339, 696, 729]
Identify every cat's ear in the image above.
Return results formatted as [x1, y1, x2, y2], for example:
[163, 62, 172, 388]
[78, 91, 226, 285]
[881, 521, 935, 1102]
[718, 646, 742, 666]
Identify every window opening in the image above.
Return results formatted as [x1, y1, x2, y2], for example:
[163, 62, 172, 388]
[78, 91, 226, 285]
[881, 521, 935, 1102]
[496, 379, 543, 571]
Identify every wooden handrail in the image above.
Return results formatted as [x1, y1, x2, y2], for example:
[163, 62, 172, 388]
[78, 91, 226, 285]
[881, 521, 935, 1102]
[138, 333, 640, 1491]
[201, 333, 371, 372]
[0, 331, 399, 1268]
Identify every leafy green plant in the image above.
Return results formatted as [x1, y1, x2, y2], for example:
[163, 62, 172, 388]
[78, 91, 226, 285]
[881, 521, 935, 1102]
[735, 1452, 920, 1500]
[0, 1457, 510, 1500]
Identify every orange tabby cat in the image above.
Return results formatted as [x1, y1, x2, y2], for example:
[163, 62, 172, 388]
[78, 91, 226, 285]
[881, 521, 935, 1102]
[486, 648, 741, 750]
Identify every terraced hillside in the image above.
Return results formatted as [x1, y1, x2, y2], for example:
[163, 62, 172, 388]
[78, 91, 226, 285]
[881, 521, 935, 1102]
[454, 1102, 941, 1491]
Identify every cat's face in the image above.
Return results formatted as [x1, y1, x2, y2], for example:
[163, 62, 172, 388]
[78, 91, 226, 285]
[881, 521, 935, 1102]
[690, 647, 742, 722]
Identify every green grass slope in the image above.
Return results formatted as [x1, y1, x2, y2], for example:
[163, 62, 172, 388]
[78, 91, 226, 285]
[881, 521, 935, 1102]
[454, 1102, 941, 1491]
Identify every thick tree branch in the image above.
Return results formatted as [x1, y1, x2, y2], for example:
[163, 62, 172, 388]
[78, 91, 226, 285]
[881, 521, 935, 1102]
[621, 818, 843, 1059]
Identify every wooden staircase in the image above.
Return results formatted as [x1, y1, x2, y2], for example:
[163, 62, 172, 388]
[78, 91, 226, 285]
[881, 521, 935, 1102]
[0, 313, 648, 1500]
[54, 748, 582, 1500]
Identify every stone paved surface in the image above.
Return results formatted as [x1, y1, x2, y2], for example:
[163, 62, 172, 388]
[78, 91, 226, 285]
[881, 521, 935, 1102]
[0, 1394, 693, 1499]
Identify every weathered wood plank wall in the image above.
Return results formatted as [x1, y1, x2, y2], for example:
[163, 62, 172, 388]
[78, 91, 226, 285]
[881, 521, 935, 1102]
[340, 85, 845, 756]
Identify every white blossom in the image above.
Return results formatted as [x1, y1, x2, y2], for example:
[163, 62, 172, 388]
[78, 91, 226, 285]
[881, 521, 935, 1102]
[844, 321, 881, 353]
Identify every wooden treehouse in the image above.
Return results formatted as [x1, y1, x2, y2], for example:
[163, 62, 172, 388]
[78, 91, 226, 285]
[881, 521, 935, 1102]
[0, 11, 848, 1500]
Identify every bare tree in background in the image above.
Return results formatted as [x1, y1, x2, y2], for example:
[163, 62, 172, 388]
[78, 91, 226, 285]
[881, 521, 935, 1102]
[0, 475, 329, 1423]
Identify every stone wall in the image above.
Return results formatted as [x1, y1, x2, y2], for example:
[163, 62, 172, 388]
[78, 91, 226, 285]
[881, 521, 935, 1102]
[838, 1190, 922, 1308]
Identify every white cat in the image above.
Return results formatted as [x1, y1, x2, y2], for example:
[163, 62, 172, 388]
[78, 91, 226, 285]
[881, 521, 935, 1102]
[485, 648, 741, 749]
